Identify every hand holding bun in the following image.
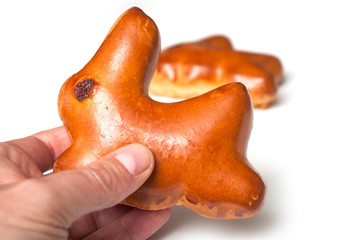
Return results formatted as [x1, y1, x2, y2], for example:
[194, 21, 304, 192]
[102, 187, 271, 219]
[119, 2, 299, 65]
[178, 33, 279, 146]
[54, 7, 265, 219]
[150, 35, 283, 108]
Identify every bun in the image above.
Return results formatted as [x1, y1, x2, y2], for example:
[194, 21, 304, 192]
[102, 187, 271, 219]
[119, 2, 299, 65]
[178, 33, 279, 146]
[150, 35, 283, 108]
[54, 7, 265, 219]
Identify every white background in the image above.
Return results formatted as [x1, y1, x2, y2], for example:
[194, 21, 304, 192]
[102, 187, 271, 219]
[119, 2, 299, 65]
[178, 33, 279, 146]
[1, 0, 360, 239]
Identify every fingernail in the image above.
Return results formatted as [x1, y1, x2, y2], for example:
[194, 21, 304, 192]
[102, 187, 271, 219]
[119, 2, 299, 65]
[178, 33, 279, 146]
[114, 144, 153, 175]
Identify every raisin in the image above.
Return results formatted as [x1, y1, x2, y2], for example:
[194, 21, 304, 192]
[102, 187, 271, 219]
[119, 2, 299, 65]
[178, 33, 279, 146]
[74, 79, 95, 101]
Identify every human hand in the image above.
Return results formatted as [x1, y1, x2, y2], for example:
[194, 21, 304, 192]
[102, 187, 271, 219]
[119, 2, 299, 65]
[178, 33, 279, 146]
[0, 127, 171, 240]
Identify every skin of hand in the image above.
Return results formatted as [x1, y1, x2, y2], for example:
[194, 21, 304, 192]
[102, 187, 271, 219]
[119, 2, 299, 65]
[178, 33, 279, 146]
[0, 126, 171, 240]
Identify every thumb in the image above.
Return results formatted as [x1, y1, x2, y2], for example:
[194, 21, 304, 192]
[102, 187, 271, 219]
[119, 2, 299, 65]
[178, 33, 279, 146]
[38, 143, 154, 227]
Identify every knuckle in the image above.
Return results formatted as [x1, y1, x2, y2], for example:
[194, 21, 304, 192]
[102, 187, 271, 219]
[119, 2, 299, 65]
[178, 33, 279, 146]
[0, 143, 25, 168]
[119, 220, 137, 240]
[83, 160, 129, 202]
[22, 179, 73, 228]
[0, 143, 8, 157]
[0, 142, 16, 158]
[0, 142, 30, 164]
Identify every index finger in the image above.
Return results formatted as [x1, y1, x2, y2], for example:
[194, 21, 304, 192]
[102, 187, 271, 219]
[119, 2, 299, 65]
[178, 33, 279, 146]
[6, 126, 72, 173]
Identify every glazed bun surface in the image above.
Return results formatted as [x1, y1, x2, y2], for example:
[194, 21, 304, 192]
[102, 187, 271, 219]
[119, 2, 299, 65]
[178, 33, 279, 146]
[54, 7, 265, 219]
[150, 35, 283, 108]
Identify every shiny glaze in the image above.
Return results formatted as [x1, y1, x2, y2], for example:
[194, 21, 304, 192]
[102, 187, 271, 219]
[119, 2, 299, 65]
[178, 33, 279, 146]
[54, 7, 265, 219]
[150, 35, 283, 108]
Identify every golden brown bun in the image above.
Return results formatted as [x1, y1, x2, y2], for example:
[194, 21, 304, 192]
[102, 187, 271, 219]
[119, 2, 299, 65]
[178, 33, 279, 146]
[54, 7, 265, 219]
[150, 35, 283, 108]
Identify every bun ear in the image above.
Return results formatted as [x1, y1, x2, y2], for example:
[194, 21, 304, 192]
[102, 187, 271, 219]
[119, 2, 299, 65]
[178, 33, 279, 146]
[82, 7, 160, 94]
[199, 35, 234, 49]
[59, 7, 160, 108]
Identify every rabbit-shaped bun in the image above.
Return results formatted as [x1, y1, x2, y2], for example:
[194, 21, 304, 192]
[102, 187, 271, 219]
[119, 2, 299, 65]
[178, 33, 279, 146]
[150, 35, 283, 108]
[54, 7, 265, 219]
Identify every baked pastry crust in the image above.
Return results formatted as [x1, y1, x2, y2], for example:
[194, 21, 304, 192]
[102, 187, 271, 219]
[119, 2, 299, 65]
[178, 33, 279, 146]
[54, 7, 265, 219]
[150, 35, 283, 108]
